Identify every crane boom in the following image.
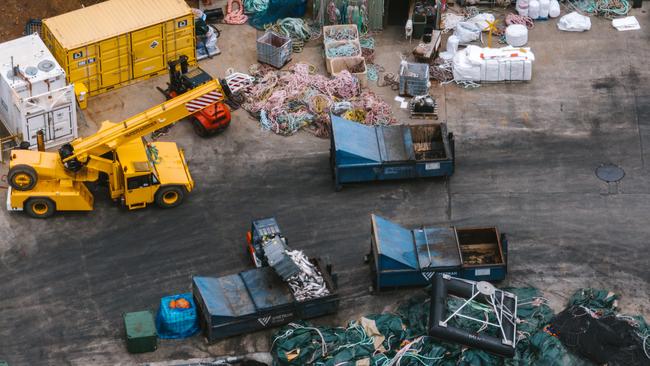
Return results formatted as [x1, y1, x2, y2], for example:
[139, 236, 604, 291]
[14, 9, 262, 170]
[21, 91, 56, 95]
[7, 68, 252, 218]
[63, 79, 226, 164]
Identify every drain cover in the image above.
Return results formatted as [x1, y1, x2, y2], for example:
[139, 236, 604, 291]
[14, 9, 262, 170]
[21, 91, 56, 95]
[595, 164, 625, 182]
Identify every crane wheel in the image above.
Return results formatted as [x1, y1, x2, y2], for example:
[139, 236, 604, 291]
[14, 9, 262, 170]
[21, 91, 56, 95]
[25, 198, 55, 219]
[155, 186, 184, 208]
[8, 164, 38, 191]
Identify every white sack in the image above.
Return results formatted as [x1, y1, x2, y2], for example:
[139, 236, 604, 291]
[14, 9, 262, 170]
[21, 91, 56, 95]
[468, 13, 496, 31]
[612, 16, 640, 31]
[454, 22, 481, 43]
[557, 11, 591, 31]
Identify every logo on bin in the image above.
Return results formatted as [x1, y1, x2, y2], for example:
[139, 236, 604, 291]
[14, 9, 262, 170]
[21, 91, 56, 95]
[257, 316, 272, 327]
[422, 272, 435, 281]
[185, 90, 223, 112]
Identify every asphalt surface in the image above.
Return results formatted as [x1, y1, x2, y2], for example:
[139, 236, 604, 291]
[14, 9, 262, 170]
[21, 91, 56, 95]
[1, 11, 649, 366]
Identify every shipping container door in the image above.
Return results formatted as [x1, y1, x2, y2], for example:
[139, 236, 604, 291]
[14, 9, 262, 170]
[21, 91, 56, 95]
[100, 35, 130, 88]
[49, 106, 74, 141]
[164, 16, 195, 63]
[131, 25, 165, 79]
[67, 46, 100, 92]
[25, 113, 47, 146]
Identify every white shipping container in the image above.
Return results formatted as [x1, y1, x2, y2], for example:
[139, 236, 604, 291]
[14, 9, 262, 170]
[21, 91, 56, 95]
[0, 34, 77, 149]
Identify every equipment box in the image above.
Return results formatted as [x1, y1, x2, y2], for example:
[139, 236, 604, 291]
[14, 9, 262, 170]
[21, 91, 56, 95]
[193, 259, 339, 342]
[367, 214, 508, 291]
[123, 310, 157, 354]
[330, 115, 454, 190]
[0, 34, 77, 149]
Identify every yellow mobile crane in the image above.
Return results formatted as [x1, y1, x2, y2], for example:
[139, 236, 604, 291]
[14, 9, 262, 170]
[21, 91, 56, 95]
[6, 70, 252, 218]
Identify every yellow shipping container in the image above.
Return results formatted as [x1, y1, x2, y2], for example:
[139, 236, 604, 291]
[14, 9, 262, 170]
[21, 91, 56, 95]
[42, 0, 196, 96]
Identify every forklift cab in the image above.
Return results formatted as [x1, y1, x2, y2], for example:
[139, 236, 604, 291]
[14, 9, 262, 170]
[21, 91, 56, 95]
[162, 55, 233, 137]
[167, 55, 231, 97]
[170, 64, 214, 95]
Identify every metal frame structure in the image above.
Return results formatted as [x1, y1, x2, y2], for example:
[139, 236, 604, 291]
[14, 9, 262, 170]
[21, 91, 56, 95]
[429, 274, 518, 357]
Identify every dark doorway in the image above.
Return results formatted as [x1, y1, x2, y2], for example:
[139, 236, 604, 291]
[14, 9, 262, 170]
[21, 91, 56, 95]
[385, 0, 411, 26]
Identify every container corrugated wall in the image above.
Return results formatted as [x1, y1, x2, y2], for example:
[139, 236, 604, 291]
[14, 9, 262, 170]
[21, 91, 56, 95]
[41, 0, 195, 96]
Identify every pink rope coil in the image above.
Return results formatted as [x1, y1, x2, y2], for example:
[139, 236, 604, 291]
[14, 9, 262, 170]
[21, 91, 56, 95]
[224, 0, 248, 25]
[240, 63, 396, 137]
[505, 13, 535, 29]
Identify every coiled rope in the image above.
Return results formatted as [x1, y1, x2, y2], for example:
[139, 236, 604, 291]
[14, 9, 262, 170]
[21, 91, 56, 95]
[566, 0, 630, 18]
[265, 18, 315, 52]
[505, 13, 535, 29]
[378, 72, 399, 91]
[326, 43, 360, 57]
[224, 0, 248, 24]
[243, 0, 268, 13]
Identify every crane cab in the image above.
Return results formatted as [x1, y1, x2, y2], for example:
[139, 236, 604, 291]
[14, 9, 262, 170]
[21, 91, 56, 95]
[116, 139, 194, 210]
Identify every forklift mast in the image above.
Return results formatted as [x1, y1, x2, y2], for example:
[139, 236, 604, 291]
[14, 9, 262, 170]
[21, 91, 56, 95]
[166, 55, 229, 97]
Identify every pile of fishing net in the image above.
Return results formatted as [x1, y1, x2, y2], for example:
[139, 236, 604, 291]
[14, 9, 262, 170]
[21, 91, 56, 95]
[249, 0, 308, 29]
[240, 63, 396, 137]
[271, 288, 649, 365]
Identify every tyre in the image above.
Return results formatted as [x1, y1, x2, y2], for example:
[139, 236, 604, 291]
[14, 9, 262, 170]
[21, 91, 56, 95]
[25, 198, 55, 219]
[192, 119, 209, 137]
[8, 164, 37, 191]
[155, 186, 184, 208]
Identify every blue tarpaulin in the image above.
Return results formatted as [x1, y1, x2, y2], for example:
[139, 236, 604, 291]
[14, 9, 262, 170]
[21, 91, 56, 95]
[155, 293, 200, 339]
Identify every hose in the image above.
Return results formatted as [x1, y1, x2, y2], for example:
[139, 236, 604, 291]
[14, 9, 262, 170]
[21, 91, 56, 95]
[224, 0, 248, 25]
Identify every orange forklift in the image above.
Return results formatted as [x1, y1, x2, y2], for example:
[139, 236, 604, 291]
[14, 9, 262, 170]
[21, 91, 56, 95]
[158, 55, 232, 137]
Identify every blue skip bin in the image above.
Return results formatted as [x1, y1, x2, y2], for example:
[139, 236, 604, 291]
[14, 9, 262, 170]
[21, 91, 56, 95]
[367, 214, 508, 292]
[329, 115, 455, 191]
[155, 293, 200, 339]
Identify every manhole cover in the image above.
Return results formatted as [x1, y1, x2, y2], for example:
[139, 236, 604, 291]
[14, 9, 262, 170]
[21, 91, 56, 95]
[595, 164, 625, 182]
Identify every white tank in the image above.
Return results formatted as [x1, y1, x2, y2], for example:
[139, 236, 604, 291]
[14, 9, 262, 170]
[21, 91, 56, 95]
[549, 0, 561, 17]
[539, 0, 550, 18]
[447, 35, 460, 54]
[0, 34, 77, 149]
[505, 24, 528, 47]
[516, 0, 529, 16]
[528, 0, 540, 19]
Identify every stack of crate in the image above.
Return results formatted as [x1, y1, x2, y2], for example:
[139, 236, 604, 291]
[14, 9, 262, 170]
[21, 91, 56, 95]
[323, 24, 367, 87]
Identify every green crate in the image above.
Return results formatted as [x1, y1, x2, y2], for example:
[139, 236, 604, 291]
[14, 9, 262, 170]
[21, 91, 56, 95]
[123, 310, 157, 354]
[0, 360, 9, 366]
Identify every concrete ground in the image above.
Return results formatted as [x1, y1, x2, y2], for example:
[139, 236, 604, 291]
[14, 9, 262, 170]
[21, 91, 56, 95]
[1, 7, 649, 366]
